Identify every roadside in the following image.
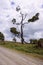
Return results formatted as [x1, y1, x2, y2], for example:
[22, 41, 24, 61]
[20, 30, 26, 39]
[0, 41, 43, 60]
[0, 47, 43, 65]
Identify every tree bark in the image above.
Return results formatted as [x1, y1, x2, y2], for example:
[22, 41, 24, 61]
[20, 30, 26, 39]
[21, 23, 24, 44]
[21, 14, 24, 44]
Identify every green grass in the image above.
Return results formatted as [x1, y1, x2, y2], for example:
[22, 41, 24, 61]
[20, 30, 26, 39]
[0, 41, 43, 59]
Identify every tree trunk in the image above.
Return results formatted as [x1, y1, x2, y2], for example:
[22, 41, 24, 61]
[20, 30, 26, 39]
[21, 20, 24, 44]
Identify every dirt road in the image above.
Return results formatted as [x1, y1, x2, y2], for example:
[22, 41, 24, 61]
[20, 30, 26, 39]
[0, 47, 43, 65]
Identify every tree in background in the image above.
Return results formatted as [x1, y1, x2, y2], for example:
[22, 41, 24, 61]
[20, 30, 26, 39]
[10, 6, 39, 44]
[10, 27, 20, 42]
[13, 37, 16, 42]
[37, 38, 43, 47]
[30, 39, 37, 44]
[0, 32, 4, 41]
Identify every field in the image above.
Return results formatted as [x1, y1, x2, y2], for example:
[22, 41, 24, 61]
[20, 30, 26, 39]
[0, 41, 43, 59]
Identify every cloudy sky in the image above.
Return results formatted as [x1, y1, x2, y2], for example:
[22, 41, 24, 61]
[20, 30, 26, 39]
[0, 0, 43, 42]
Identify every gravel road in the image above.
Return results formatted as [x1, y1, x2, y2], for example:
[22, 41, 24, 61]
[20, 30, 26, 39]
[0, 47, 43, 65]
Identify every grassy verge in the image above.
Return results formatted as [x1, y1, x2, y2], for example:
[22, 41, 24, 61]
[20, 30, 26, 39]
[0, 41, 43, 59]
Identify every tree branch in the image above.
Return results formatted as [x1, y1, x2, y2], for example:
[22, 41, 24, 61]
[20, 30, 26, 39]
[16, 23, 21, 25]
[23, 22, 28, 25]
[23, 14, 27, 20]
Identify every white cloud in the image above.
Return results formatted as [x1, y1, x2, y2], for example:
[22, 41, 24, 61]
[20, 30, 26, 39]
[34, 31, 43, 39]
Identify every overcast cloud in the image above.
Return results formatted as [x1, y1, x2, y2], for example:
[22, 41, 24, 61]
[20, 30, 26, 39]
[0, 0, 43, 42]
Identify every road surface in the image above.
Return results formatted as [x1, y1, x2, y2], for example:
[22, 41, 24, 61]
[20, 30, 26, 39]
[0, 47, 43, 65]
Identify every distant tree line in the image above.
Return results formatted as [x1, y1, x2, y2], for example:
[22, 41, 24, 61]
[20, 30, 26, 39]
[30, 38, 43, 47]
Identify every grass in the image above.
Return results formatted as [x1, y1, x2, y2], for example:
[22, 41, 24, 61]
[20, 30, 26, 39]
[0, 41, 43, 59]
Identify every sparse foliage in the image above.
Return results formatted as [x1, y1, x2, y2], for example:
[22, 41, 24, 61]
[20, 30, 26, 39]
[38, 38, 43, 47]
[28, 13, 39, 22]
[10, 6, 39, 44]
[16, 6, 20, 11]
[10, 27, 20, 35]
[12, 18, 16, 24]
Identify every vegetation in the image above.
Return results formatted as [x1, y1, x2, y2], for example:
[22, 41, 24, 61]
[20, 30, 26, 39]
[10, 6, 39, 44]
[28, 13, 39, 22]
[0, 41, 43, 59]
[30, 38, 43, 47]
[13, 38, 16, 42]
[30, 39, 37, 44]
[0, 32, 4, 41]
[10, 27, 20, 35]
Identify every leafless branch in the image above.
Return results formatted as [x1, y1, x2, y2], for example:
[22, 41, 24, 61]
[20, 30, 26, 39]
[13, 22, 21, 25]
[23, 22, 28, 25]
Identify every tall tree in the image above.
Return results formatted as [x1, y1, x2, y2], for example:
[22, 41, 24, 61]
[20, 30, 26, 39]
[11, 6, 39, 44]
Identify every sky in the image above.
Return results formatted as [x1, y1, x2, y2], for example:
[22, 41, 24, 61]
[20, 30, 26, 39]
[0, 0, 43, 42]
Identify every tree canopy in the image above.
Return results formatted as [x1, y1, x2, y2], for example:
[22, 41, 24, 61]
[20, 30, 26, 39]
[28, 13, 39, 22]
[12, 18, 16, 24]
[10, 27, 20, 35]
[0, 32, 4, 41]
